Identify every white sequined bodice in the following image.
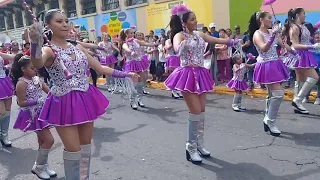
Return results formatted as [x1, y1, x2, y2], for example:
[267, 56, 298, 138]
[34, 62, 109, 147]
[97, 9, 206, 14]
[232, 63, 247, 81]
[138, 44, 146, 56]
[19, 76, 43, 104]
[300, 25, 312, 45]
[123, 39, 141, 61]
[179, 32, 206, 67]
[254, 30, 279, 63]
[0, 56, 6, 78]
[46, 44, 89, 96]
[98, 41, 113, 57]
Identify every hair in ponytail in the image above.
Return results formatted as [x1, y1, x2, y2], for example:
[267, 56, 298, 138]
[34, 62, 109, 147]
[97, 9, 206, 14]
[248, 11, 269, 42]
[169, 12, 192, 49]
[283, 8, 304, 45]
[10, 53, 31, 88]
[118, 29, 131, 56]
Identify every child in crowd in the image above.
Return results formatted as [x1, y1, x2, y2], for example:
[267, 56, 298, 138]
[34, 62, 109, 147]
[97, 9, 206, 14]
[227, 54, 255, 111]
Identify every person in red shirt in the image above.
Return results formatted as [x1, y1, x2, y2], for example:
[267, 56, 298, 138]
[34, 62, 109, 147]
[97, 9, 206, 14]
[23, 43, 30, 55]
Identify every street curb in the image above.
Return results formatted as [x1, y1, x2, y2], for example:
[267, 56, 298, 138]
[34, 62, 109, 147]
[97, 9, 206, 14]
[90, 78, 318, 102]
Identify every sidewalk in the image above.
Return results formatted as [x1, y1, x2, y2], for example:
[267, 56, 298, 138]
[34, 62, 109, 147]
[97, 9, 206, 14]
[90, 78, 319, 102]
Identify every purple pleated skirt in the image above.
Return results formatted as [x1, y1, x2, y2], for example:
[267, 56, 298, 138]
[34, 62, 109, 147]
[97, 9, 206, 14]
[0, 77, 14, 100]
[294, 50, 318, 68]
[123, 57, 150, 72]
[100, 55, 118, 65]
[141, 55, 151, 70]
[14, 110, 49, 131]
[253, 59, 289, 84]
[166, 56, 180, 68]
[39, 85, 110, 126]
[164, 66, 214, 94]
[227, 79, 249, 91]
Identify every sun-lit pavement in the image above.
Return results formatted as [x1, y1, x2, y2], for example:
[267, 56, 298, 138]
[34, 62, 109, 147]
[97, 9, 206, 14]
[1, 88, 320, 180]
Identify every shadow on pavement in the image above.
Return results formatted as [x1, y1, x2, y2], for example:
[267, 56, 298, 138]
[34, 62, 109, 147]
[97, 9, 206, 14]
[280, 131, 320, 148]
[92, 124, 147, 158]
[0, 142, 62, 180]
[200, 157, 320, 180]
[138, 106, 187, 124]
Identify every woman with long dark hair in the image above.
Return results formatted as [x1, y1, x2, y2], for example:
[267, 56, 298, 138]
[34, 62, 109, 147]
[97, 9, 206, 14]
[248, 11, 290, 136]
[28, 9, 138, 179]
[165, 4, 239, 164]
[283, 8, 320, 114]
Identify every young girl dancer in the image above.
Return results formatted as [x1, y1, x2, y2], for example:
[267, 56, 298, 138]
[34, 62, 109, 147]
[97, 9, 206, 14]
[249, 11, 290, 136]
[0, 52, 15, 148]
[119, 28, 155, 109]
[165, 4, 239, 164]
[135, 31, 150, 95]
[283, 8, 320, 114]
[165, 30, 182, 99]
[28, 9, 138, 179]
[98, 32, 120, 91]
[227, 54, 255, 111]
[11, 54, 56, 180]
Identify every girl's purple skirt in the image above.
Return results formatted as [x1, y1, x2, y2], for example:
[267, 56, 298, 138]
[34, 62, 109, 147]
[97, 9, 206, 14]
[166, 56, 180, 68]
[0, 77, 13, 100]
[294, 50, 318, 68]
[123, 57, 150, 72]
[100, 55, 118, 65]
[164, 66, 214, 94]
[39, 85, 110, 126]
[14, 110, 49, 131]
[227, 79, 248, 91]
[253, 59, 289, 84]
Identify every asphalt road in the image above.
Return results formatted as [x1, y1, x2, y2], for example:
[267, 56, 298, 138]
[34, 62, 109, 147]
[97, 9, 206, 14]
[1, 88, 320, 180]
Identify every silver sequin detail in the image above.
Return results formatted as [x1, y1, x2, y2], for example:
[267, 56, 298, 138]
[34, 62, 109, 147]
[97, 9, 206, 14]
[0, 56, 6, 78]
[123, 40, 141, 61]
[46, 44, 89, 96]
[179, 32, 206, 67]
[254, 30, 279, 63]
[19, 76, 45, 120]
[98, 41, 113, 57]
[232, 63, 247, 81]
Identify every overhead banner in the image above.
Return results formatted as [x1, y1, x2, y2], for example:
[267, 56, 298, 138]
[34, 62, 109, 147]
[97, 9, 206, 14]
[146, 0, 213, 36]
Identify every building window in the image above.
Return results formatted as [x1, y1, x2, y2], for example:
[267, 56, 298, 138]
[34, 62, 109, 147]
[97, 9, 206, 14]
[15, 10, 24, 28]
[6, 13, 14, 30]
[49, 0, 60, 9]
[81, 0, 96, 15]
[125, 0, 147, 6]
[0, 15, 5, 31]
[65, 0, 77, 18]
[25, 9, 33, 26]
[36, 3, 45, 14]
[101, 0, 119, 11]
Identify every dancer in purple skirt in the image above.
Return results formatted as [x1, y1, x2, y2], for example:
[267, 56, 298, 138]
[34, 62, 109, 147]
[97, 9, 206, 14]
[135, 31, 150, 95]
[227, 54, 255, 112]
[28, 9, 138, 179]
[11, 54, 56, 179]
[0, 52, 15, 148]
[283, 8, 320, 114]
[249, 11, 290, 136]
[119, 28, 155, 109]
[98, 32, 120, 91]
[165, 4, 239, 164]
[165, 30, 182, 99]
